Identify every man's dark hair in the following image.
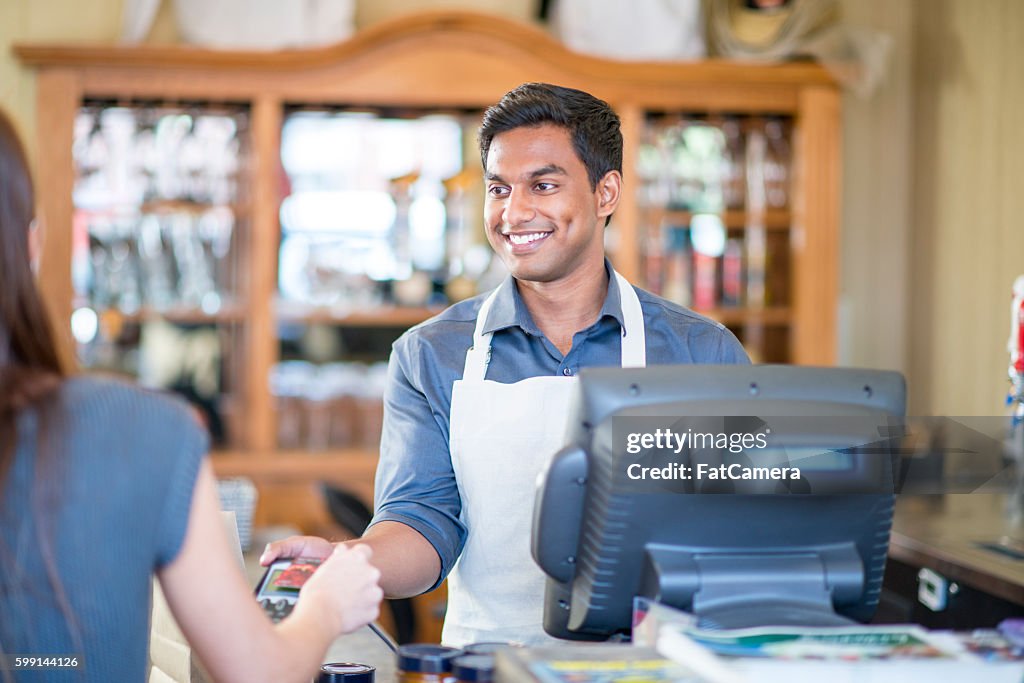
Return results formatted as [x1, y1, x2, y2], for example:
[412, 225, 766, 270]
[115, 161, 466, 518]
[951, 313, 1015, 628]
[478, 83, 623, 191]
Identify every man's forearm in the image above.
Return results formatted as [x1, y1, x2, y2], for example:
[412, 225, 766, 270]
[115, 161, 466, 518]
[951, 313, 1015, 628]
[343, 520, 441, 598]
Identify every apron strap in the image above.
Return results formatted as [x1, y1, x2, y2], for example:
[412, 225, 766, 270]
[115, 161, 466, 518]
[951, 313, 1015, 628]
[462, 270, 648, 381]
[615, 271, 647, 368]
[463, 287, 501, 382]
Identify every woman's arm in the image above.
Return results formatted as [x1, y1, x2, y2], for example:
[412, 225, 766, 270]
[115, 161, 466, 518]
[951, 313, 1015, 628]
[157, 461, 383, 683]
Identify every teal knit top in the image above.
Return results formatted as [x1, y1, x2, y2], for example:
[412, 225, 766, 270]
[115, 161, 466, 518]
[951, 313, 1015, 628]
[0, 376, 207, 681]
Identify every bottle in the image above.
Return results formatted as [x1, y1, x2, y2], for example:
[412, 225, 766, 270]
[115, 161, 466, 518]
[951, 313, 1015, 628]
[1008, 276, 1024, 429]
[720, 116, 746, 210]
[763, 118, 791, 209]
[720, 238, 744, 308]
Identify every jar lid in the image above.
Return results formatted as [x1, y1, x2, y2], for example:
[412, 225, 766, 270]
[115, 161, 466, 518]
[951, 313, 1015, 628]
[396, 644, 463, 673]
[462, 642, 509, 656]
[317, 662, 375, 683]
[452, 655, 495, 682]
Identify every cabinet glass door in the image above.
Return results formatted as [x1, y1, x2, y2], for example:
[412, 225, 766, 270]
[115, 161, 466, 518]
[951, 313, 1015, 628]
[70, 100, 250, 446]
[636, 113, 794, 363]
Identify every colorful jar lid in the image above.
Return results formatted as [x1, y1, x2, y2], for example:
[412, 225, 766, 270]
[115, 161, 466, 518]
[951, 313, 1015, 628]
[317, 662, 375, 683]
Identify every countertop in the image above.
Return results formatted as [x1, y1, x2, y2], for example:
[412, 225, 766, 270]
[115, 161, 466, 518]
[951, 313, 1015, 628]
[890, 493, 1024, 606]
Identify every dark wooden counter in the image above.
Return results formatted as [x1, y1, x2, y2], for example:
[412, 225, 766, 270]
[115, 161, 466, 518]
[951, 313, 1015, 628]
[890, 494, 1024, 606]
[884, 493, 1024, 626]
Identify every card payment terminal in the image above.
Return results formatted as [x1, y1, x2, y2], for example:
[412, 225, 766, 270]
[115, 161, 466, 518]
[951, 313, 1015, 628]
[254, 557, 322, 623]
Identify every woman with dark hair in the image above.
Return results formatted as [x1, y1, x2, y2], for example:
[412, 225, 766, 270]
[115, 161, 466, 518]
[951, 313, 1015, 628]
[0, 109, 383, 682]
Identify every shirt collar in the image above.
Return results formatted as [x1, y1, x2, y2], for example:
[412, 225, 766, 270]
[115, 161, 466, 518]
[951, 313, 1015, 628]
[480, 259, 626, 336]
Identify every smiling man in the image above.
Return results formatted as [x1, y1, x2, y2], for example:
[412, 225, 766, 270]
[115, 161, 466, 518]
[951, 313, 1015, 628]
[263, 83, 749, 646]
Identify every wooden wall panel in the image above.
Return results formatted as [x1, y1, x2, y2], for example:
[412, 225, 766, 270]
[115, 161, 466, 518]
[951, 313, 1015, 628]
[909, 0, 1024, 415]
[836, 0, 914, 377]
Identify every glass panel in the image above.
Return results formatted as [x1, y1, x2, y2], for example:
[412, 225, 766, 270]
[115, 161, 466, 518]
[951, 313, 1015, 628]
[71, 100, 250, 447]
[637, 113, 794, 361]
[273, 107, 507, 453]
[277, 108, 501, 313]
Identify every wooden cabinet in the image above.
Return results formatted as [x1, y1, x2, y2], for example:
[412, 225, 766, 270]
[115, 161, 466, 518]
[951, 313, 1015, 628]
[16, 10, 840, 491]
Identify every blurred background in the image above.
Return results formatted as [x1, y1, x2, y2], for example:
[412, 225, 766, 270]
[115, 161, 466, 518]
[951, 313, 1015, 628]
[2, 0, 1023, 643]
[2, 0, 1020, 418]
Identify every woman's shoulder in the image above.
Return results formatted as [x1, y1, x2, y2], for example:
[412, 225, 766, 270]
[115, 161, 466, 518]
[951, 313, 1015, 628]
[59, 374, 202, 431]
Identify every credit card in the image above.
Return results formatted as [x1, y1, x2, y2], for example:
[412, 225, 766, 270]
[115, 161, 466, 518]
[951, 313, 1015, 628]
[271, 558, 322, 589]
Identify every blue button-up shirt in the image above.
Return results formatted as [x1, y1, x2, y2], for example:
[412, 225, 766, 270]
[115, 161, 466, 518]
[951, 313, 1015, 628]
[370, 265, 749, 589]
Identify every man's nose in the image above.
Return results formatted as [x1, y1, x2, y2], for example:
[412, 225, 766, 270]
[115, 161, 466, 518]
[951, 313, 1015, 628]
[502, 188, 535, 227]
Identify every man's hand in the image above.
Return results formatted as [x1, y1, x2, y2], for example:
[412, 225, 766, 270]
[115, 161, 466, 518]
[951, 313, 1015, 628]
[259, 523, 441, 598]
[259, 535, 335, 566]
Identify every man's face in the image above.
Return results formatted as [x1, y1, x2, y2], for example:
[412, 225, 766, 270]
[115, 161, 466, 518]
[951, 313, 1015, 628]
[483, 124, 616, 284]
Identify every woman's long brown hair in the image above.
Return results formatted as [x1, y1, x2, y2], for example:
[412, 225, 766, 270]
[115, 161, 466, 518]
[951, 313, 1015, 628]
[0, 109, 66, 461]
[0, 108, 78, 673]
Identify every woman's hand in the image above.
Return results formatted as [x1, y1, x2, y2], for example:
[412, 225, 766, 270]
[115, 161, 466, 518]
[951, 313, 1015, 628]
[294, 544, 383, 635]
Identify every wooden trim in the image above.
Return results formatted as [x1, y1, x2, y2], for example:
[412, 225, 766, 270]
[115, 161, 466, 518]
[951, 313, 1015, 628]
[641, 208, 792, 231]
[703, 307, 792, 326]
[791, 86, 841, 365]
[13, 11, 833, 88]
[244, 96, 282, 452]
[34, 69, 80, 373]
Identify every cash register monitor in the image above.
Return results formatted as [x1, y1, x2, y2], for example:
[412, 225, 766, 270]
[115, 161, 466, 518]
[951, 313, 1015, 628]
[532, 365, 905, 639]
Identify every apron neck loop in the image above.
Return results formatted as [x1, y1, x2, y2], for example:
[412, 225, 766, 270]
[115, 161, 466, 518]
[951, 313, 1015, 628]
[462, 271, 647, 381]
[462, 289, 499, 382]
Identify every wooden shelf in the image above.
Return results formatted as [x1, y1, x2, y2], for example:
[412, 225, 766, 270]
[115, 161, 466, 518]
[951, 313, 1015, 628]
[212, 448, 379, 480]
[699, 307, 791, 326]
[74, 200, 246, 216]
[641, 207, 791, 230]
[139, 199, 246, 215]
[276, 303, 443, 327]
[73, 299, 248, 324]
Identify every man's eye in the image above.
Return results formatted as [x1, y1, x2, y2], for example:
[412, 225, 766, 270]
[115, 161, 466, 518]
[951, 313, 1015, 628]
[535, 182, 556, 192]
[488, 186, 510, 197]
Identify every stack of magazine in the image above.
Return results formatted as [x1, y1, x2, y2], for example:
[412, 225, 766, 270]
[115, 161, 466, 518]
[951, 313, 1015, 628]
[635, 600, 1024, 683]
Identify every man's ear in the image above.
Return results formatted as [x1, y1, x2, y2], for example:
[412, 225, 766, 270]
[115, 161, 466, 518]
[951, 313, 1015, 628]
[595, 170, 622, 219]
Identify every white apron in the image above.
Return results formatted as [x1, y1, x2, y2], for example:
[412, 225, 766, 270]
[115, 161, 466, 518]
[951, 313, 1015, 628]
[443, 271, 647, 647]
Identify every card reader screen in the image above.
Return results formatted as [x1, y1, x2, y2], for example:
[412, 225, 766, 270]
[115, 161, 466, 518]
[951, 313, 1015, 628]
[258, 559, 321, 598]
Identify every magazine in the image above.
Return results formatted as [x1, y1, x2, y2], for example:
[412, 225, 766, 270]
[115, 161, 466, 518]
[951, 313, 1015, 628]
[656, 623, 1024, 683]
[494, 645, 709, 683]
[678, 624, 961, 661]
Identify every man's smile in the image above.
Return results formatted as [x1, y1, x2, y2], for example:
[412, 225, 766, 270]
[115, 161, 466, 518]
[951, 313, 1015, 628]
[505, 231, 551, 246]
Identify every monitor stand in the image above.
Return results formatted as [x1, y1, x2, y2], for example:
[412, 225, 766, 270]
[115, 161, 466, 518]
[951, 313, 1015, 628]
[694, 600, 856, 630]
[642, 545, 865, 630]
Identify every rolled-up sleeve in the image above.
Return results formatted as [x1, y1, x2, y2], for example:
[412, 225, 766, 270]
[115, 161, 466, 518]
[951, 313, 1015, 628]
[369, 335, 466, 591]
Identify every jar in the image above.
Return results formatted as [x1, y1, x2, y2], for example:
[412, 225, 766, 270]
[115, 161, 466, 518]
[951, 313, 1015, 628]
[396, 644, 462, 683]
[452, 655, 495, 683]
[316, 662, 375, 683]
